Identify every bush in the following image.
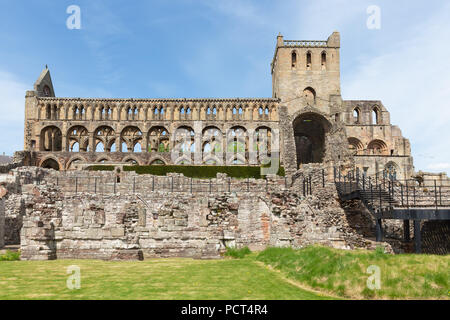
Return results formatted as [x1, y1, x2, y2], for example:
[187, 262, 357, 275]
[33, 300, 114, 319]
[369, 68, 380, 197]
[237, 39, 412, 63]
[224, 246, 252, 259]
[124, 165, 285, 179]
[0, 250, 20, 261]
[86, 165, 115, 171]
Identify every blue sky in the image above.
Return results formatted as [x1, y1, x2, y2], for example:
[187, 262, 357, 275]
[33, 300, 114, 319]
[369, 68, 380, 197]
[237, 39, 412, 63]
[0, 0, 449, 174]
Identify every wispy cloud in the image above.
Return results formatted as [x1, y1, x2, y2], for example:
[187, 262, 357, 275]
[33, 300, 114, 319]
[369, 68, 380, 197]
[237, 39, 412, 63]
[0, 70, 27, 155]
[343, 2, 450, 175]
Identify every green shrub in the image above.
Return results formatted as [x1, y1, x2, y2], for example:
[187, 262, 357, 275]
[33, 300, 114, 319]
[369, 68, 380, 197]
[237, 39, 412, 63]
[224, 246, 252, 259]
[0, 250, 20, 261]
[123, 165, 285, 179]
[86, 165, 115, 171]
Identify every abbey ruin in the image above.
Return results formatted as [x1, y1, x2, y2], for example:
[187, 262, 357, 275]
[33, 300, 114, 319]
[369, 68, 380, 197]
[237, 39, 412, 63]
[0, 32, 448, 260]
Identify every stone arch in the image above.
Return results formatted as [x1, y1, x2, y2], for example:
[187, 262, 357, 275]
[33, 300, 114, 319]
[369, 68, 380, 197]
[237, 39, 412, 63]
[96, 156, 112, 163]
[254, 126, 272, 163]
[67, 125, 89, 152]
[148, 126, 170, 153]
[303, 87, 316, 106]
[367, 139, 388, 155]
[94, 126, 115, 152]
[372, 106, 380, 125]
[40, 157, 61, 171]
[40, 126, 62, 151]
[353, 107, 360, 123]
[120, 126, 142, 152]
[384, 161, 399, 180]
[173, 126, 195, 164]
[202, 126, 222, 163]
[148, 157, 166, 165]
[321, 50, 327, 70]
[66, 156, 87, 170]
[122, 156, 140, 165]
[227, 126, 248, 164]
[293, 112, 331, 167]
[348, 137, 364, 155]
[291, 50, 297, 68]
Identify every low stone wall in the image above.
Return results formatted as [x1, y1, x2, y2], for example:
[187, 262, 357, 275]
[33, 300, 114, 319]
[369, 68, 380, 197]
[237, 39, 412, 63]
[16, 176, 383, 260]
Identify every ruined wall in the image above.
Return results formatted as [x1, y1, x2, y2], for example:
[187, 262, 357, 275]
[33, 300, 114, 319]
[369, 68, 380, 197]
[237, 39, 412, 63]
[14, 167, 387, 260]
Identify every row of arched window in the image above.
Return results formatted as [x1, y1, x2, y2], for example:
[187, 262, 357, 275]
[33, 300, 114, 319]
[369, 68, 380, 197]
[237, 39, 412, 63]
[291, 50, 327, 70]
[38, 103, 278, 122]
[352, 107, 381, 125]
[348, 137, 392, 155]
[39, 125, 275, 165]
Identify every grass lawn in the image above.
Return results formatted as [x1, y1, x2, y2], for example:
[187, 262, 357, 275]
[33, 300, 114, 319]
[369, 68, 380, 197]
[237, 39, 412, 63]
[257, 246, 450, 300]
[0, 246, 448, 300]
[0, 257, 332, 300]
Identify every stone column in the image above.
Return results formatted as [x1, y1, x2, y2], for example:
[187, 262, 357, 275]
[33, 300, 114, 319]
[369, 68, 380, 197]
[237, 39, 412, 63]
[248, 128, 256, 165]
[194, 121, 202, 165]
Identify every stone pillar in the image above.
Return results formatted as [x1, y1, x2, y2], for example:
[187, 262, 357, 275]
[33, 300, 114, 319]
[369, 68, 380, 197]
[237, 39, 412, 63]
[143, 133, 149, 153]
[194, 121, 202, 165]
[248, 128, 256, 165]
[0, 198, 5, 249]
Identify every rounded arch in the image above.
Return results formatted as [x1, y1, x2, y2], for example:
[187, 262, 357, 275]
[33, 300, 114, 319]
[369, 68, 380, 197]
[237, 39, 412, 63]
[120, 126, 142, 152]
[321, 50, 327, 70]
[96, 156, 112, 163]
[67, 125, 89, 152]
[367, 139, 388, 155]
[348, 137, 364, 155]
[291, 50, 297, 68]
[94, 126, 115, 152]
[372, 107, 380, 125]
[254, 126, 272, 163]
[353, 107, 361, 123]
[293, 112, 331, 167]
[40, 126, 62, 151]
[303, 87, 316, 105]
[122, 156, 140, 165]
[148, 157, 166, 165]
[40, 157, 60, 171]
[66, 156, 87, 170]
[148, 126, 170, 153]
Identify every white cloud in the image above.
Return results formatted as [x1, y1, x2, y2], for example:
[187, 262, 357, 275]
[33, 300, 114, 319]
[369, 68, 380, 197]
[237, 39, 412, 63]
[0, 70, 27, 155]
[427, 163, 450, 171]
[342, 3, 450, 175]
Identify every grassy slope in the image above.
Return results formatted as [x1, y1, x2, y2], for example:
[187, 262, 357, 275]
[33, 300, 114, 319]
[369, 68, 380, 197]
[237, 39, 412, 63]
[256, 246, 450, 300]
[0, 258, 331, 300]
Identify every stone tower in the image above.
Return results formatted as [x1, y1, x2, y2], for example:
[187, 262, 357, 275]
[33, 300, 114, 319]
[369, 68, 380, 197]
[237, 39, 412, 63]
[271, 31, 341, 116]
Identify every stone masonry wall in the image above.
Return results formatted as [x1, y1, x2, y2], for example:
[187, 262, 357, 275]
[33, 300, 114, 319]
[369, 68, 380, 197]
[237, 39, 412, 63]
[14, 167, 390, 260]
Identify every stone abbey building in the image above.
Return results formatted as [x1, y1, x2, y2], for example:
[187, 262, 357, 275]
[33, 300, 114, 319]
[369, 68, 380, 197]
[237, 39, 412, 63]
[24, 32, 414, 179]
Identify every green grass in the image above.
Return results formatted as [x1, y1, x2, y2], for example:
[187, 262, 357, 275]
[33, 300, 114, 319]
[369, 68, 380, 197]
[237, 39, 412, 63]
[256, 246, 450, 300]
[224, 246, 252, 259]
[0, 258, 330, 300]
[0, 250, 20, 261]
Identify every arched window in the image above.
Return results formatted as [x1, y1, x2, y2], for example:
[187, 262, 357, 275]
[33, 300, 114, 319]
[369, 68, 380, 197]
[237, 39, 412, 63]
[372, 108, 379, 124]
[303, 87, 316, 105]
[306, 51, 312, 69]
[321, 51, 327, 70]
[353, 108, 360, 123]
[291, 51, 297, 68]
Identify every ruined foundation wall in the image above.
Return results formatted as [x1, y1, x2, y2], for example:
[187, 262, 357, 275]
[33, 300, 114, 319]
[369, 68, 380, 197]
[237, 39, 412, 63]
[15, 168, 387, 260]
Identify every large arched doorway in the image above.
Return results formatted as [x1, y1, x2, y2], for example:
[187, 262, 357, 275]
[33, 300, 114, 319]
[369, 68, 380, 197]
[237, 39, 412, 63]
[41, 158, 60, 171]
[293, 113, 330, 168]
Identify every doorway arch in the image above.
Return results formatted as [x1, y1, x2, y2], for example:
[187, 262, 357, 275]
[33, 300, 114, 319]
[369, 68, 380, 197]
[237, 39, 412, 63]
[293, 112, 330, 167]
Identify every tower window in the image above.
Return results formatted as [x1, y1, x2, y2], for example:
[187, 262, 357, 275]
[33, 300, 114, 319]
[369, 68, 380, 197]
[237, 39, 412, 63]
[306, 52, 312, 69]
[291, 51, 297, 68]
[321, 51, 327, 70]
